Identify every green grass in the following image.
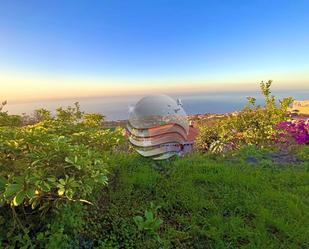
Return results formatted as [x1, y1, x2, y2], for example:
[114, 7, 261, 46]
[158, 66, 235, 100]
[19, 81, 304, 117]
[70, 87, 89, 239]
[83, 151, 309, 248]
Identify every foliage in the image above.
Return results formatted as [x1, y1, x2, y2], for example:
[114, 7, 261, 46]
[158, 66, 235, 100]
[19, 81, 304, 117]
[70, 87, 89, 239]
[33, 108, 52, 122]
[273, 120, 309, 149]
[83, 113, 105, 126]
[209, 139, 235, 154]
[196, 80, 294, 152]
[133, 202, 163, 243]
[195, 123, 220, 151]
[56, 102, 83, 123]
[0, 103, 126, 247]
[0, 101, 22, 127]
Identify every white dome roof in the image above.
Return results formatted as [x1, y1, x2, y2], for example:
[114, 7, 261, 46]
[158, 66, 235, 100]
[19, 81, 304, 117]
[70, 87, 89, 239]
[128, 95, 189, 134]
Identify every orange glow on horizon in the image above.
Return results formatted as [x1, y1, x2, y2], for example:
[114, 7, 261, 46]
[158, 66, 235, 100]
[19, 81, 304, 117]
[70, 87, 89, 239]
[1, 70, 308, 103]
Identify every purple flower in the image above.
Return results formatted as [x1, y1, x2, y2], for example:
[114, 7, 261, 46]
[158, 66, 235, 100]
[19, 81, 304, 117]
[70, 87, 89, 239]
[273, 120, 309, 146]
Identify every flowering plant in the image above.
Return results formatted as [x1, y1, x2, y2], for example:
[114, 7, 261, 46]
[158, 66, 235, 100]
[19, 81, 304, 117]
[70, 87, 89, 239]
[273, 120, 309, 147]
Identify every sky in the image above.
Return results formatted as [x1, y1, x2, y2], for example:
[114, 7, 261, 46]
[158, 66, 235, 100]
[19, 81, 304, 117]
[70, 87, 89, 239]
[0, 0, 309, 102]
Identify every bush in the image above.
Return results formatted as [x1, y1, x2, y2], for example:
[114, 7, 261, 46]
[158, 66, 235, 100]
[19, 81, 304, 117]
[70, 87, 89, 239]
[0, 103, 125, 247]
[0, 101, 22, 127]
[196, 80, 294, 152]
[273, 120, 309, 149]
[195, 123, 220, 151]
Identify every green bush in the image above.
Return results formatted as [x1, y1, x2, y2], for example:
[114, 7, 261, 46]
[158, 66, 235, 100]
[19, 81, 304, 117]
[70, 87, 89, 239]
[196, 80, 294, 152]
[195, 123, 220, 151]
[0, 103, 125, 247]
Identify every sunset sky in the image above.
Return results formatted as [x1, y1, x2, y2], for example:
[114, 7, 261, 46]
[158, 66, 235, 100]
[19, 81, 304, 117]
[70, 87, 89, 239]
[1, 0, 309, 102]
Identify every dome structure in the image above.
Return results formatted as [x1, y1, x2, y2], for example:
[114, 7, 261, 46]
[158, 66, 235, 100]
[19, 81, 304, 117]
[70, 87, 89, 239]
[127, 95, 189, 160]
[128, 95, 189, 133]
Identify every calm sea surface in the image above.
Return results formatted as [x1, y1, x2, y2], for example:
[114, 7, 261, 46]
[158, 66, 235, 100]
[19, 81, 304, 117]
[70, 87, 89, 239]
[5, 90, 309, 120]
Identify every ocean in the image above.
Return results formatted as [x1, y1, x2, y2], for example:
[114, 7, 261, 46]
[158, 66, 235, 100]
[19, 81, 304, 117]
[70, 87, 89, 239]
[4, 90, 309, 120]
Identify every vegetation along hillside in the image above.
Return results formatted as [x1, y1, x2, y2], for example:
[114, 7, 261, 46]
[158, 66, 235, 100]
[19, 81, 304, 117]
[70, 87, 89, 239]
[0, 81, 308, 248]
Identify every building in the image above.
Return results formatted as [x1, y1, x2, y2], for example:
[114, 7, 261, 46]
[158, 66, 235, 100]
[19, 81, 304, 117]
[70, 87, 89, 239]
[293, 100, 309, 108]
[181, 125, 199, 153]
[126, 122, 199, 157]
[290, 100, 309, 116]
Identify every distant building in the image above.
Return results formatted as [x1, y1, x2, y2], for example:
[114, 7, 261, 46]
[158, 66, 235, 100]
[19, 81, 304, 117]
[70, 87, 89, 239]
[293, 100, 309, 108]
[290, 100, 309, 116]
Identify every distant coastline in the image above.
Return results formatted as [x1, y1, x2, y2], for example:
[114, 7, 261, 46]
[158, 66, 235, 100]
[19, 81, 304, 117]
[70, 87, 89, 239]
[4, 90, 309, 121]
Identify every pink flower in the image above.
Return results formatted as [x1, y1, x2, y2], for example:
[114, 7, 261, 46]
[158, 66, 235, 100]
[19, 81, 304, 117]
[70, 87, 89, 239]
[273, 120, 309, 146]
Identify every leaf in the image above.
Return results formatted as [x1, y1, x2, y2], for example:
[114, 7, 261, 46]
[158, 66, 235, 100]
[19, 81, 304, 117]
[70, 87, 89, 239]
[154, 218, 163, 229]
[145, 210, 154, 220]
[65, 189, 74, 199]
[30, 198, 39, 209]
[4, 183, 23, 198]
[47, 177, 56, 183]
[12, 191, 26, 206]
[31, 159, 40, 166]
[133, 216, 145, 231]
[43, 182, 51, 191]
[41, 183, 50, 192]
[99, 175, 108, 184]
[26, 187, 36, 199]
[133, 216, 143, 224]
[59, 179, 66, 185]
[65, 157, 73, 164]
[0, 176, 7, 191]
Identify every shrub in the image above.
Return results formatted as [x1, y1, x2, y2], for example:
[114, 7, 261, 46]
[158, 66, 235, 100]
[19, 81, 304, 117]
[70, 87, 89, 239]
[0, 101, 22, 127]
[133, 202, 163, 243]
[195, 123, 220, 151]
[273, 120, 309, 149]
[0, 103, 125, 247]
[196, 80, 294, 152]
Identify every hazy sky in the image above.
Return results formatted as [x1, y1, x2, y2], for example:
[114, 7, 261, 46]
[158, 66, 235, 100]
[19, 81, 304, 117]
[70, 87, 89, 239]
[1, 0, 308, 102]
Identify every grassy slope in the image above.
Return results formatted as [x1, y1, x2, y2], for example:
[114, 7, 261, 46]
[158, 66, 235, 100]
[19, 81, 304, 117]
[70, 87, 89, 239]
[84, 151, 309, 249]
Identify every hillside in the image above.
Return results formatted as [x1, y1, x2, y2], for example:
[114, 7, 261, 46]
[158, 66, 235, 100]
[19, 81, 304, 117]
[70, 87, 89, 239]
[0, 81, 308, 248]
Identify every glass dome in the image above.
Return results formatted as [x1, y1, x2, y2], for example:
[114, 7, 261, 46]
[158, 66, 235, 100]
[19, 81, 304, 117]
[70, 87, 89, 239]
[128, 95, 189, 134]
